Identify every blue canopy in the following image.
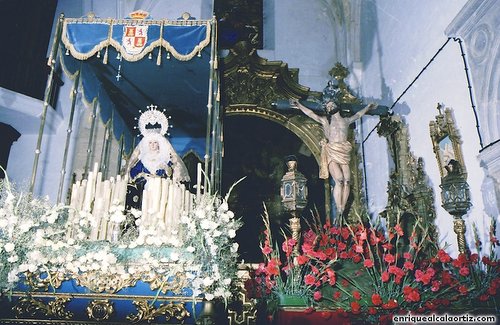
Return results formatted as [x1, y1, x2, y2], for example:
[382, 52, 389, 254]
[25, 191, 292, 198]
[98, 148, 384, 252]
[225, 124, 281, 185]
[59, 16, 214, 157]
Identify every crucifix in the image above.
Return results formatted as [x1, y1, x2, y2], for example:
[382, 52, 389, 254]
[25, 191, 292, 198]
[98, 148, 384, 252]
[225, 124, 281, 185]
[273, 64, 389, 222]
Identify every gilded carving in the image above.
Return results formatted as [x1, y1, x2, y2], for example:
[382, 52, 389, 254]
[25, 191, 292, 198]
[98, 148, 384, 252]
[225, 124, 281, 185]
[126, 300, 190, 323]
[23, 271, 67, 291]
[73, 271, 141, 293]
[141, 272, 188, 294]
[227, 264, 259, 325]
[13, 296, 73, 320]
[429, 103, 467, 178]
[378, 115, 437, 254]
[86, 299, 114, 321]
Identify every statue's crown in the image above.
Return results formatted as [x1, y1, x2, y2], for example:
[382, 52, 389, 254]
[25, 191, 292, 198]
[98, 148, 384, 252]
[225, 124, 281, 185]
[135, 104, 170, 136]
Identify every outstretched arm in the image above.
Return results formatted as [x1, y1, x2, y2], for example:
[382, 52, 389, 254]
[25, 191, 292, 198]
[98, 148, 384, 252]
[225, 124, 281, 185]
[346, 102, 377, 124]
[290, 98, 325, 124]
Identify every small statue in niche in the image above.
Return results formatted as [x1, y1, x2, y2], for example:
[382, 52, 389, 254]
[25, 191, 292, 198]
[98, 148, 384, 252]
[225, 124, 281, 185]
[125, 105, 190, 209]
[290, 80, 376, 217]
[444, 159, 462, 176]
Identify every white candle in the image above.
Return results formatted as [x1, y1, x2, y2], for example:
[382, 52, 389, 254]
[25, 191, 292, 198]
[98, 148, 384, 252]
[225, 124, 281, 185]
[102, 180, 111, 212]
[141, 188, 149, 226]
[165, 179, 174, 234]
[83, 172, 94, 211]
[196, 162, 202, 200]
[159, 178, 168, 226]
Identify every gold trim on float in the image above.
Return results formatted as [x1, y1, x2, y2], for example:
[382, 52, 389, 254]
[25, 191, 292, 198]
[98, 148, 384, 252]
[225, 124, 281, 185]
[126, 300, 190, 323]
[10, 291, 203, 302]
[13, 296, 73, 320]
[86, 300, 114, 321]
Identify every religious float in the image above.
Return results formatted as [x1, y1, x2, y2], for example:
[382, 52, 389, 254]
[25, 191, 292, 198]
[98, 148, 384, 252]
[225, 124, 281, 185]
[0, 10, 242, 325]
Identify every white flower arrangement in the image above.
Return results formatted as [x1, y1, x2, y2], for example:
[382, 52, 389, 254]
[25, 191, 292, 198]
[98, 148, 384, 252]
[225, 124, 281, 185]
[0, 173, 243, 303]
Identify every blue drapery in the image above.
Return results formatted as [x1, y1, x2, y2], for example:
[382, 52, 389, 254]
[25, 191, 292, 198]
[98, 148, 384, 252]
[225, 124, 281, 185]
[59, 17, 213, 157]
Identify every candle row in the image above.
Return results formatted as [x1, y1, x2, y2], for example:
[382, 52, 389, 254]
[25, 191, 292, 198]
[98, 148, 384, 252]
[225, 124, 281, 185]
[66, 163, 128, 241]
[65, 162, 198, 243]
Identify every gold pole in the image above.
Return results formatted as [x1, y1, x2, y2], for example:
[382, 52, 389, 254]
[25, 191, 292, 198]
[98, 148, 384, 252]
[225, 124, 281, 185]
[57, 70, 81, 203]
[289, 212, 301, 255]
[453, 217, 468, 254]
[29, 13, 65, 193]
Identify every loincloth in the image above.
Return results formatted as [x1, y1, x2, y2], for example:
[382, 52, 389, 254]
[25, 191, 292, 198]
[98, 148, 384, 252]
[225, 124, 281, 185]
[319, 141, 352, 179]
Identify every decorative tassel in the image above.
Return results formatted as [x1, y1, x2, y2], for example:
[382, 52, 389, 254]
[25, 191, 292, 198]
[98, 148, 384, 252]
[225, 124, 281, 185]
[197, 51, 201, 57]
[103, 46, 109, 64]
[148, 52, 152, 60]
[156, 48, 162, 66]
[97, 50, 101, 58]
[65, 49, 70, 56]
[166, 52, 170, 60]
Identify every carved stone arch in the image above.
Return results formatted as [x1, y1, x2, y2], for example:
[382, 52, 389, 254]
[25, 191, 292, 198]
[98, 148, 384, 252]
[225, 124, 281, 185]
[225, 105, 323, 163]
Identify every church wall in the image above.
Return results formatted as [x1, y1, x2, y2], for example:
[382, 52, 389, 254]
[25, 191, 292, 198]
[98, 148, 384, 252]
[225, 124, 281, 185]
[356, 0, 495, 256]
[258, 0, 339, 91]
[248, 0, 496, 256]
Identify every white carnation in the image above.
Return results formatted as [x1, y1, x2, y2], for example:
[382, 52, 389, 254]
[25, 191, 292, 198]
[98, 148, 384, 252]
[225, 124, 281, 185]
[203, 276, 214, 286]
[4, 242, 15, 253]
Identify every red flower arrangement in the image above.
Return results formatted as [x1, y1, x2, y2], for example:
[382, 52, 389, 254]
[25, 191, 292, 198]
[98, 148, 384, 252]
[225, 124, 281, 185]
[247, 210, 500, 323]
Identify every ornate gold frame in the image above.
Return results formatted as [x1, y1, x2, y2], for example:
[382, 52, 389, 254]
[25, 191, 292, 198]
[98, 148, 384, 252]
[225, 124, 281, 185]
[429, 103, 467, 179]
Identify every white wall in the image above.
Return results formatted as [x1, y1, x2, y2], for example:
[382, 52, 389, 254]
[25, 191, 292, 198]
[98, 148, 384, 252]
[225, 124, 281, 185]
[357, 0, 491, 256]
[257, 0, 493, 256]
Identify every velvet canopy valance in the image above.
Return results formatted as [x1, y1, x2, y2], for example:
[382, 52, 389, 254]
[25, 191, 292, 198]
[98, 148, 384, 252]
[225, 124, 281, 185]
[58, 14, 215, 157]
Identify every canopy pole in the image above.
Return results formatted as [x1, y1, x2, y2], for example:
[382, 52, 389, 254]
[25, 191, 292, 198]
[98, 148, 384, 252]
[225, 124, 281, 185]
[99, 120, 112, 179]
[116, 135, 124, 176]
[84, 99, 99, 177]
[204, 17, 217, 195]
[57, 70, 80, 203]
[209, 18, 219, 191]
[29, 13, 65, 193]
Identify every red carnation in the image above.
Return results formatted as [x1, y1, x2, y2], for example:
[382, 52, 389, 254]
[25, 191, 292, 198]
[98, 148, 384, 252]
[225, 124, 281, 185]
[403, 286, 420, 302]
[313, 290, 322, 301]
[403, 261, 414, 270]
[304, 274, 316, 285]
[350, 301, 361, 314]
[381, 271, 390, 282]
[437, 249, 451, 263]
[372, 293, 382, 306]
[333, 291, 342, 300]
[384, 254, 395, 264]
[382, 299, 398, 310]
[431, 280, 441, 292]
[364, 259, 374, 268]
[296, 255, 309, 265]
[353, 291, 361, 300]
[459, 267, 470, 276]
[458, 285, 468, 295]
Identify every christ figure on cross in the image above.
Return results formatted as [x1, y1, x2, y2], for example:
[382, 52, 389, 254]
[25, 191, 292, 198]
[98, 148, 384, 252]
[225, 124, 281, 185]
[290, 95, 376, 218]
